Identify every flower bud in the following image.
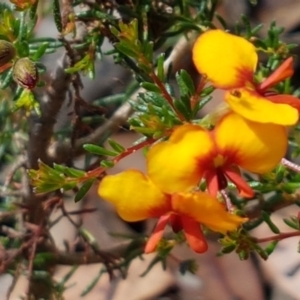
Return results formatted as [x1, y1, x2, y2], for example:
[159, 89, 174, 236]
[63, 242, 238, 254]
[0, 40, 16, 66]
[13, 58, 38, 89]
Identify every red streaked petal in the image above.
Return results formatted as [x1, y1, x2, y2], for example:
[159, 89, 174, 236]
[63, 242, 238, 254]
[223, 167, 254, 198]
[147, 124, 213, 194]
[215, 112, 288, 174]
[267, 94, 300, 113]
[145, 214, 170, 253]
[259, 57, 294, 92]
[181, 216, 208, 253]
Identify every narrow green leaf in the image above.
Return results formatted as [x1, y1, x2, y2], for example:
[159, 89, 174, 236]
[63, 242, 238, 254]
[108, 139, 125, 153]
[173, 98, 191, 120]
[53, 0, 62, 32]
[251, 24, 263, 35]
[81, 268, 106, 297]
[140, 82, 161, 93]
[74, 179, 95, 202]
[115, 43, 138, 58]
[32, 42, 49, 61]
[29, 0, 39, 20]
[157, 53, 165, 82]
[255, 247, 268, 260]
[59, 265, 78, 286]
[1, 68, 13, 89]
[220, 244, 236, 254]
[215, 14, 228, 29]
[63, 167, 85, 178]
[262, 211, 280, 234]
[283, 218, 300, 230]
[238, 249, 249, 260]
[181, 70, 195, 93]
[100, 160, 115, 168]
[83, 144, 118, 156]
[264, 241, 278, 255]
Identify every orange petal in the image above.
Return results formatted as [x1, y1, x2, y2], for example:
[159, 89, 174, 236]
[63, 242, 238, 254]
[223, 167, 254, 198]
[192, 30, 257, 89]
[215, 112, 287, 174]
[145, 215, 170, 253]
[205, 169, 219, 197]
[147, 124, 213, 194]
[172, 192, 246, 233]
[259, 57, 294, 92]
[181, 216, 208, 253]
[98, 170, 170, 222]
[225, 88, 299, 125]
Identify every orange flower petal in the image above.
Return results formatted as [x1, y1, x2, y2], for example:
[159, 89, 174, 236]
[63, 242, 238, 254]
[145, 215, 170, 253]
[181, 216, 208, 253]
[259, 57, 294, 92]
[223, 167, 254, 198]
[192, 30, 257, 89]
[98, 170, 170, 222]
[147, 124, 213, 194]
[225, 88, 299, 125]
[215, 112, 287, 174]
[172, 192, 246, 233]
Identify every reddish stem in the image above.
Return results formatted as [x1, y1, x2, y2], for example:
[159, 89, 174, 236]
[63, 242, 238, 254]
[254, 231, 300, 243]
[190, 76, 207, 109]
[149, 72, 185, 121]
[79, 137, 156, 181]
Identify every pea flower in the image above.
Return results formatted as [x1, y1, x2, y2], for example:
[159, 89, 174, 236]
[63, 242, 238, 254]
[147, 112, 287, 198]
[98, 169, 245, 254]
[9, 0, 37, 10]
[192, 29, 300, 125]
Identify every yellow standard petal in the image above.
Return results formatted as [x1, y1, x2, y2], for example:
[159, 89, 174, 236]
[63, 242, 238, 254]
[215, 112, 287, 174]
[172, 192, 246, 233]
[225, 88, 299, 125]
[147, 124, 214, 194]
[98, 170, 170, 222]
[192, 30, 257, 89]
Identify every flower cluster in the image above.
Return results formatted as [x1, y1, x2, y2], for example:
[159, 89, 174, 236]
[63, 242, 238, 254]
[98, 30, 300, 254]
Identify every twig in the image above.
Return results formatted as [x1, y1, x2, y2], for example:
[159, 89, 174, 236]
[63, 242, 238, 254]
[220, 190, 234, 213]
[6, 263, 22, 300]
[281, 157, 300, 173]
[254, 231, 300, 243]
[245, 190, 300, 219]
[3, 156, 27, 189]
[48, 34, 195, 163]
[28, 54, 71, 169]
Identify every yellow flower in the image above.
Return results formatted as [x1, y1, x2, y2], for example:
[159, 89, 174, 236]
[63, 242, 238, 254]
[192, 29, 300, 125]
[148, 112, 287, 198]
[98, 170, 245, 254]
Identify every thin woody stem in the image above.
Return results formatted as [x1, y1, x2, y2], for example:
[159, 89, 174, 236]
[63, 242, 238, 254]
[281, 158, 300, 172]
[190, 76, 207, 109]
[254, 231, 300, 243]
[80, 137, 156, 181]
[149, 71, 185, 121]
[220, 190, 234, 213]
